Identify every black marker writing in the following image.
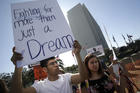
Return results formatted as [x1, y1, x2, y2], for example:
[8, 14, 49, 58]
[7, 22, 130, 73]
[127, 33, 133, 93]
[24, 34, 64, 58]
[14, 18, 33, 29]
[13, 8, 41, 20]
[39, 14, 56, 23]
[27, 34, 73, 60]
[44, 4, 53, 14]
[44, 25, 52, 33]
[18, 26, 35, 41]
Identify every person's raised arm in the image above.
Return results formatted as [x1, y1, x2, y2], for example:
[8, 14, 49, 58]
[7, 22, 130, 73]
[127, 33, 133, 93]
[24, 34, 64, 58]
[71, 40, 88, 84]
[9, 47, 36, 93]
[120, 63, 138, 78]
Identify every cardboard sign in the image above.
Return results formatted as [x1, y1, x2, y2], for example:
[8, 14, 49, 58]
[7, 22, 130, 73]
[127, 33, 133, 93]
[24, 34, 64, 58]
[11, 0, 74, 67]
[86, 45, 105, 57]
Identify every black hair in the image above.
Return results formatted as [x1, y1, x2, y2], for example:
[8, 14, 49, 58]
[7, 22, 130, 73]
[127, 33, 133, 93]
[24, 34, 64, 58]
[40, 57, 55, 67]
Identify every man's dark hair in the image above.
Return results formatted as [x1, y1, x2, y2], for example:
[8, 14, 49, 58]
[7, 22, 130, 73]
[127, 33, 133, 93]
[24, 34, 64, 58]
[40, 57, 55, 67]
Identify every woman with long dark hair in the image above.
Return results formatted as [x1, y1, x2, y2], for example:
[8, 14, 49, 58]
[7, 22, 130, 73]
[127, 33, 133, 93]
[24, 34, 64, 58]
[80, 53, 116, 93]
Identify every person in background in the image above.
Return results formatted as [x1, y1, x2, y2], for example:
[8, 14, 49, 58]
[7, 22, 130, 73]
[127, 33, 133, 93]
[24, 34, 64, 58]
[108, 54, 137, 93]
[9, 40, 88, 93]
[80, 53, 116, 93]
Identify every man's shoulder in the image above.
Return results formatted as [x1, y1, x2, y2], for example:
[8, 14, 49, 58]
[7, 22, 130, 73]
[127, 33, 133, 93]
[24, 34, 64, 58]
[59, 73, 72, 77]
[59, 73, 72, 81]
[32, 79, 47, 85]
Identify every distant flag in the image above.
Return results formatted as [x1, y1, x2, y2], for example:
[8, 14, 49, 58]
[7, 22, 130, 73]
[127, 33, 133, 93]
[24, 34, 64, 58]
[130, 35, 133, 38]
[122, 34, 128, 45]
[127, 34, 133, 43]
[122, 34, 126, 40]
[112, 35, 116, 42]
[113, 35, 119, 48]
[127, 34, 129, 38]
[127, 34, 133, 38]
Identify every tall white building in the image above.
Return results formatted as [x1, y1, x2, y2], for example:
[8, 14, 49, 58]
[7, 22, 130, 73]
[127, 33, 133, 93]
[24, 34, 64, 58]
[67, 3, 108, 59]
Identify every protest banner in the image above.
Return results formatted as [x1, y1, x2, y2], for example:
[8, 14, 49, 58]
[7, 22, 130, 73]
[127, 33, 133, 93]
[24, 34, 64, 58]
[11, 0, 74, 67]
[86, 45, 105, 57]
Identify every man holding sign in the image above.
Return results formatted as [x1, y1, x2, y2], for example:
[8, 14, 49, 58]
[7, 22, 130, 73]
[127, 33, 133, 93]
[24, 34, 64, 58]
[10, 0, 88, 93]
[10, 40, 88, 93]
[11, 0, 75, 67]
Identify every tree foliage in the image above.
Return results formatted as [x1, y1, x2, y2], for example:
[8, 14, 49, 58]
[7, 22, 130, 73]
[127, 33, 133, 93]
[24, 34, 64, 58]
[64, 64, 78, 73]
[117, 39, 140, 59]
[22, 68, 34, 88]
[0, 73, 12, 88]
[0, 67, 35, 89]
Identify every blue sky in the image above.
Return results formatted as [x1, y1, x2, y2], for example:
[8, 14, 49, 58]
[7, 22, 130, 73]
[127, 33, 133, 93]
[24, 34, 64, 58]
[0, 0, 140, 73]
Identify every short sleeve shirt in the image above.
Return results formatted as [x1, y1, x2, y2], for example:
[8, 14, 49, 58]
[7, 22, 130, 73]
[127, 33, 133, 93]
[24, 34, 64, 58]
[32, 73, 72, 93]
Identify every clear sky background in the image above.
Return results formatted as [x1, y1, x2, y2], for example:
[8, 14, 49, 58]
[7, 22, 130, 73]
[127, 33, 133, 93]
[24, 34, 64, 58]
[0, 0, 140, 73]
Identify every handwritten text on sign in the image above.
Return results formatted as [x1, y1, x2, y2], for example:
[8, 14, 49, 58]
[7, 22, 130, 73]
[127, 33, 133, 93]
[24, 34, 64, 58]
[11, 0, 74, 67]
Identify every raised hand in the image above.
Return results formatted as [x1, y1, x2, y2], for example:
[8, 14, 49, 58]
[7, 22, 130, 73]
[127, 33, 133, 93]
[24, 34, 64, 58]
[11, 47, 23, 66]
[72, 40, 81, 55]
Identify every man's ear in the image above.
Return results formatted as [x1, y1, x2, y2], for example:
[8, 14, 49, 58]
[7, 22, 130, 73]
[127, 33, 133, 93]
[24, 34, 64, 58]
[42, 67, 48, 73]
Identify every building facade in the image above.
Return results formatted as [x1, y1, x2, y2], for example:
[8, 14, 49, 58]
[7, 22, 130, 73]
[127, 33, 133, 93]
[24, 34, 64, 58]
[67, 3, 108, 59]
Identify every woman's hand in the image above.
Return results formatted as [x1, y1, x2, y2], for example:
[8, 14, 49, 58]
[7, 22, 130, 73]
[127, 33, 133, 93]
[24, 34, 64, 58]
[72, 40, 81, 55]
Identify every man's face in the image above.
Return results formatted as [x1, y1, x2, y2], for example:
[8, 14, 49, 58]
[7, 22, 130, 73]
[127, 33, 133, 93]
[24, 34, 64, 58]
[46, 59, 59, 75]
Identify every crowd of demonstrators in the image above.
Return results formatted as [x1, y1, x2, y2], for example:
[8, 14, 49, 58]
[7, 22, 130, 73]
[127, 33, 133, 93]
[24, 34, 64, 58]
[8, 39, 140, 93]
[9, 40, 88, 93]
[0, 79, 9, 93]
[80, 53, 116, 93]
[108, 54, 139, 93]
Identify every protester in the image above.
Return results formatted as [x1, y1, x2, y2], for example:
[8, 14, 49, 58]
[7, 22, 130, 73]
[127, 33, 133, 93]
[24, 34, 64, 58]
[0, 79, 9, 93]
[80, 53, 116, 93]
[9, 40, 88, 93]
[108, 54, 137, 93]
